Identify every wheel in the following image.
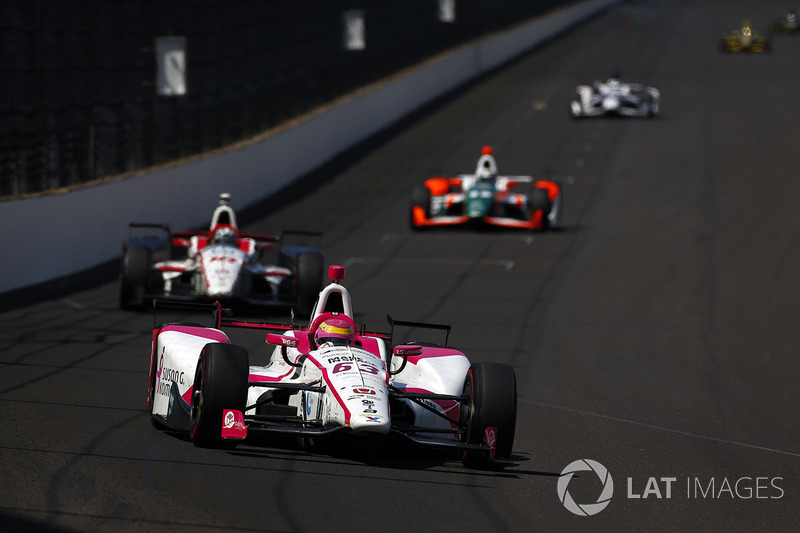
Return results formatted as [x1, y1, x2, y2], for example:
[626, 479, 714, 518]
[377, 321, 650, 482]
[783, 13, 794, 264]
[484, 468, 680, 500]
[545, 184, 563, 230]
[530, 187, 550, 212]
[649, 99, 660, 118]
[529, 187, 551, 230]
[460, 362, 517, 469]
[410, 185, 432, 231]
[119, 244, 152, 310]
[189, 343, 249, 448]
[295, 251, 323, 317]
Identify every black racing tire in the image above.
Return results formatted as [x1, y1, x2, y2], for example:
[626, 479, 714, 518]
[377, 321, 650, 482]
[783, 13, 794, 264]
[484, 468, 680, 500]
[530, 187, 551, 230]
[295, 251, 324, 317]
[119, 244, 152, 310]
[530, 187, 550, 212]
[461, 362, 517, 470]
[189, 343, 249, 448]
[410, 185, 432, 231]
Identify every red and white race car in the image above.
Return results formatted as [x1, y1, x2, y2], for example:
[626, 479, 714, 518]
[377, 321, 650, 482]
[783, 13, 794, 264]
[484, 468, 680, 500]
[120, 193, 324, 315]
[147, 265, 518, 470]
[411, 146, 562, 231]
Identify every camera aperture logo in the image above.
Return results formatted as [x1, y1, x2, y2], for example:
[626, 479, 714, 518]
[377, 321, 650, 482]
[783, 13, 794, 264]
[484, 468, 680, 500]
[558, 459, 614, 516]
[557, 459, 785, 516]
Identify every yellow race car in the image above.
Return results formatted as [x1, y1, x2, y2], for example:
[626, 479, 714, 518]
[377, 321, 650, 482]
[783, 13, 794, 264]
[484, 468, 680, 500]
[722, 20, 770, 52]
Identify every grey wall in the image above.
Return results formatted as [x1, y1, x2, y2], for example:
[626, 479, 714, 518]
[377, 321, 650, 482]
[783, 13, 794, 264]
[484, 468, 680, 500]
[0, 0, 618, 295]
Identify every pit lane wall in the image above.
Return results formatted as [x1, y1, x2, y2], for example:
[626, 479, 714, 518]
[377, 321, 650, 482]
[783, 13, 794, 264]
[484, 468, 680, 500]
[0, 0, 618, 297]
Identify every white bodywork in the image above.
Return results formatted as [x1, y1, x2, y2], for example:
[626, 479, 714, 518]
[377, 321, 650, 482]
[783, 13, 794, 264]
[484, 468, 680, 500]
[389, 348, 471, 436]
[141, 193, 296, 302]
[151, 326, 231, 419]
[149, 267, 474, 443]
[197, 245, 246, 297]
[249, 339, 392, 435]
[570, 79, 660, 118]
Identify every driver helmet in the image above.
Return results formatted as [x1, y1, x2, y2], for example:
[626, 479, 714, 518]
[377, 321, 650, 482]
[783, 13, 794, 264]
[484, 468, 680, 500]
[604, 70, 621, 88]
[315, 318, 356, 347]
[211, 226, 237, 246]
[477, 160, 495, 181]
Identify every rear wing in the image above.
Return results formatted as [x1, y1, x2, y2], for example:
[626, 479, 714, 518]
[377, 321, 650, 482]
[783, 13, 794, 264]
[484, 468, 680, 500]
[128, 222, 171, 238]
[152, 299, 231, 330]
[386, 315, 452, 347]
[170, 228, 320, 246]
[152, 300, 453, 353]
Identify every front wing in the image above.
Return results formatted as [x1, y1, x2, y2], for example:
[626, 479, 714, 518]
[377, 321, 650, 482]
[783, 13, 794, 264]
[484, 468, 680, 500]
[223, 381, 504, 462]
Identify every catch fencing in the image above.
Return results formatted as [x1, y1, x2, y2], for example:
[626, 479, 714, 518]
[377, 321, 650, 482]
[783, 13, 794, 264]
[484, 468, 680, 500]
[1, 0, 570, 198]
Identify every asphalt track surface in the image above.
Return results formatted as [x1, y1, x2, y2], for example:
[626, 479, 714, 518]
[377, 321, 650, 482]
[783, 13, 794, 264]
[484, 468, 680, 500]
[3, 1, 800, 531]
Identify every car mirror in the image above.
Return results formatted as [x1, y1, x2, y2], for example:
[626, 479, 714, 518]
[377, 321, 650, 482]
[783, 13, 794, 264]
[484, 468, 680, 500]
[266, 333, 297, 348]
[393, 345, 422, 357]
[389, 345, 421, 375]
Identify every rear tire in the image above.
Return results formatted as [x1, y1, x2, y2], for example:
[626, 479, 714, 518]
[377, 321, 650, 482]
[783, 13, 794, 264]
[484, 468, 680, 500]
[461, 362, 517, 470]
[189, 343, 249, 448]
[119, 245, 152, 310]
[295, 251, 323, 317]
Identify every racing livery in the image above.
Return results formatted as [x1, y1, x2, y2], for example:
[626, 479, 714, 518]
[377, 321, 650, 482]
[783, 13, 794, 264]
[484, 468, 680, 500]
[411, 146, 562, 231]
[570, 76, 661, 118]
[147, 265, 518, 470]
[120, 193, 324, 315]
[722, 20, 770, 52]
[771, 10, 800, 34]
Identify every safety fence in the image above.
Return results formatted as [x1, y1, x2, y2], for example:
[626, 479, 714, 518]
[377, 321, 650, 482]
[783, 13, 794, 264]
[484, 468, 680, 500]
[1, 0, 570, 198]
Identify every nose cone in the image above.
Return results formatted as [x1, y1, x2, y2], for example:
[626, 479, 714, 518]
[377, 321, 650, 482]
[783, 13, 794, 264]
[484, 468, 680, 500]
[602, 96, 620, 111]
[201, 248, 244, 296]
[349, 410, 391, 435]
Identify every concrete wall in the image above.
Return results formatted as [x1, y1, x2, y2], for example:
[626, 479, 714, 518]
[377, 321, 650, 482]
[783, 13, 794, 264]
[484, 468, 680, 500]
[0, 0, 618, 295]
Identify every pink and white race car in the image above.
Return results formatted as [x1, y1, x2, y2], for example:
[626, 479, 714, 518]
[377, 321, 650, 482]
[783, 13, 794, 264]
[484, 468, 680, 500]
[147, 265, 518, 470]
[120, 193, 324, 316]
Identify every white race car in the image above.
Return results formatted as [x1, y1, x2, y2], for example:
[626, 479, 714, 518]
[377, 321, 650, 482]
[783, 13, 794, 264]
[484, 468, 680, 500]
[120, 193, 324, 315]
[570, 77, 660, 118]
[147, 265, 518, 470]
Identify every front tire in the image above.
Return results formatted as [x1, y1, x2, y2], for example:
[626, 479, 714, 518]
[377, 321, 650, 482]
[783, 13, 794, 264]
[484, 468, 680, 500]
[189, 343, 249, 448]
[529, 187, 551, 230]
[410, 185, 432, 231]
[461, 362, 517, 469]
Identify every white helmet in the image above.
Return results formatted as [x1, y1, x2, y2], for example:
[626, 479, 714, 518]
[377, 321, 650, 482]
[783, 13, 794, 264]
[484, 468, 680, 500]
[211, 226, 237, 246]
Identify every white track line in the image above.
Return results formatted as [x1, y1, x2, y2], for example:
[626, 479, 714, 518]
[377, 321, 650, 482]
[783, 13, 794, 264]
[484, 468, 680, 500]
[522, 399, 800, 458]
